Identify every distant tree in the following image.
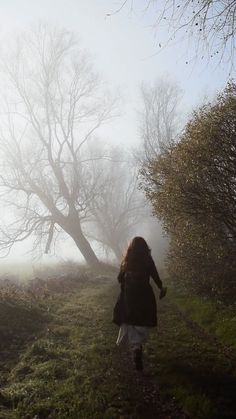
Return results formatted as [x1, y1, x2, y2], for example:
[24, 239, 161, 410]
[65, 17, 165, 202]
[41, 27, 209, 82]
[0, 24, 116, 267]
[139, 78, 182, 164]
[143, 82, 236, 299]
[135, 78, 182, 270]
[111, 1, 236, 68]
[84, 144, 146, 261]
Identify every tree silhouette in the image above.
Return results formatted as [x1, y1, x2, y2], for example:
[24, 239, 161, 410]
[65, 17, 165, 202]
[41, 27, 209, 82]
[0, 24, 116, 266]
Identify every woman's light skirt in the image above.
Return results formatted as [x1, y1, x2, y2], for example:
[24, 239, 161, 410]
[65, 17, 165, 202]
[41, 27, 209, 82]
[116, 324, 149, 350]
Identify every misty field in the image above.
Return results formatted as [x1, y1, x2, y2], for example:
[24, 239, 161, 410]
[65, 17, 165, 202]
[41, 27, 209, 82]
[0, 269, 236, 419]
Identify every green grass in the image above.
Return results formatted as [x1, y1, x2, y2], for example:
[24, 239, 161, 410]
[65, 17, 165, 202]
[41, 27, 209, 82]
[0, 279, 130, 418]
[170, 290, 236, 348]
[144, 285, 236, 419]
[0, 275, 236, 418]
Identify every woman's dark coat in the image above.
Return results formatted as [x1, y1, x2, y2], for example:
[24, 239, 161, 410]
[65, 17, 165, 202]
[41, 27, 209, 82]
[113, 256, 162, 328]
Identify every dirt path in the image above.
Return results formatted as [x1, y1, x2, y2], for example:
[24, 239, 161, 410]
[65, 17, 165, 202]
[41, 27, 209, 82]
[110, 343, 188, 419]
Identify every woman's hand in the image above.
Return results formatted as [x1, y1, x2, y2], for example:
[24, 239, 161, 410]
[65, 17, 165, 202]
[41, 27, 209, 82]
[159, 287, 167, 300]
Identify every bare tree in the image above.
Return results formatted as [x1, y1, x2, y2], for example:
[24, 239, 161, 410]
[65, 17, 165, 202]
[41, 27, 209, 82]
[109, 1, 236, 68]
[138, 78, 182, 166]
[135, 78, 182, 259]
[0, 24, 116, 267]
[83, 144, 147, 261]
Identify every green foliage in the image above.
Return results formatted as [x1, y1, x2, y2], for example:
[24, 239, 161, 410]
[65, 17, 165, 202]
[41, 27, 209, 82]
[143, 82, 236, 300]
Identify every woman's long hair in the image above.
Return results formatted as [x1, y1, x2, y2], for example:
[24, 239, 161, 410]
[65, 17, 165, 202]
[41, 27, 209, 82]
[122, 237, 151, 271]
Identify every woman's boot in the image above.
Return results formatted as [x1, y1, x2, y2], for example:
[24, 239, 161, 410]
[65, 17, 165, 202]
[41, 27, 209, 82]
[133, 346, 143, 371]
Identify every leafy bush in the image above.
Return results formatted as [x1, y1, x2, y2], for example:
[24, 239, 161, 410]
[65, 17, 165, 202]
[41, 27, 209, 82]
[142, 82, 236, 300]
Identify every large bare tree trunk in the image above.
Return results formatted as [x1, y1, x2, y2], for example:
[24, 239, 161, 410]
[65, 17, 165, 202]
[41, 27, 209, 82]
[62, 216, 100, 267]
[71, 232, 100, 268]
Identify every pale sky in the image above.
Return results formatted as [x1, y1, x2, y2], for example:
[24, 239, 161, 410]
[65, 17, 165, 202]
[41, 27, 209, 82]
[0, 0, 234, 267]
[0, 0, 234, 147]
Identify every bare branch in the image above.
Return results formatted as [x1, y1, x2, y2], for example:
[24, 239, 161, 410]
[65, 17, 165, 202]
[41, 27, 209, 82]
[0, 24, 116, 266]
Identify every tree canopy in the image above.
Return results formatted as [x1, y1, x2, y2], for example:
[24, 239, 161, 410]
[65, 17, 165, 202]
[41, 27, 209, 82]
[0, 24, 148, 265]
[142, 82, 236, 299]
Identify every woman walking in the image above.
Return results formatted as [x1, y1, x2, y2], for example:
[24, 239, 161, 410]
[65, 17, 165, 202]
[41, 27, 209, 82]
[113, 236, 167, 371]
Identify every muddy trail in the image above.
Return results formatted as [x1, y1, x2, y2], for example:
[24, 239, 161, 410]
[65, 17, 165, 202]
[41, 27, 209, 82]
[0, 277, 235, 418]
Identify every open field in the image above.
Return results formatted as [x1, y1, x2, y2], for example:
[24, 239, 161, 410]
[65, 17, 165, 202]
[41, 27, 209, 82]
[0, 272, 236, 419]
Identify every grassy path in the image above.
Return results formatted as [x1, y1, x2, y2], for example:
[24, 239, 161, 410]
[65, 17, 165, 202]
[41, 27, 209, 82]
[0, 277, 236, 418]
[146, 297, 236, 418]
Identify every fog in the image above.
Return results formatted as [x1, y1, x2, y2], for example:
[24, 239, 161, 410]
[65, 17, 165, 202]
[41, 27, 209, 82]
[0, 0, 234, 276]
[0, 4, 235, 418]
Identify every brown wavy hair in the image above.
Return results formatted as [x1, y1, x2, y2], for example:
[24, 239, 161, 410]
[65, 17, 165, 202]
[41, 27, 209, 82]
[122, 237, 151, 271]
